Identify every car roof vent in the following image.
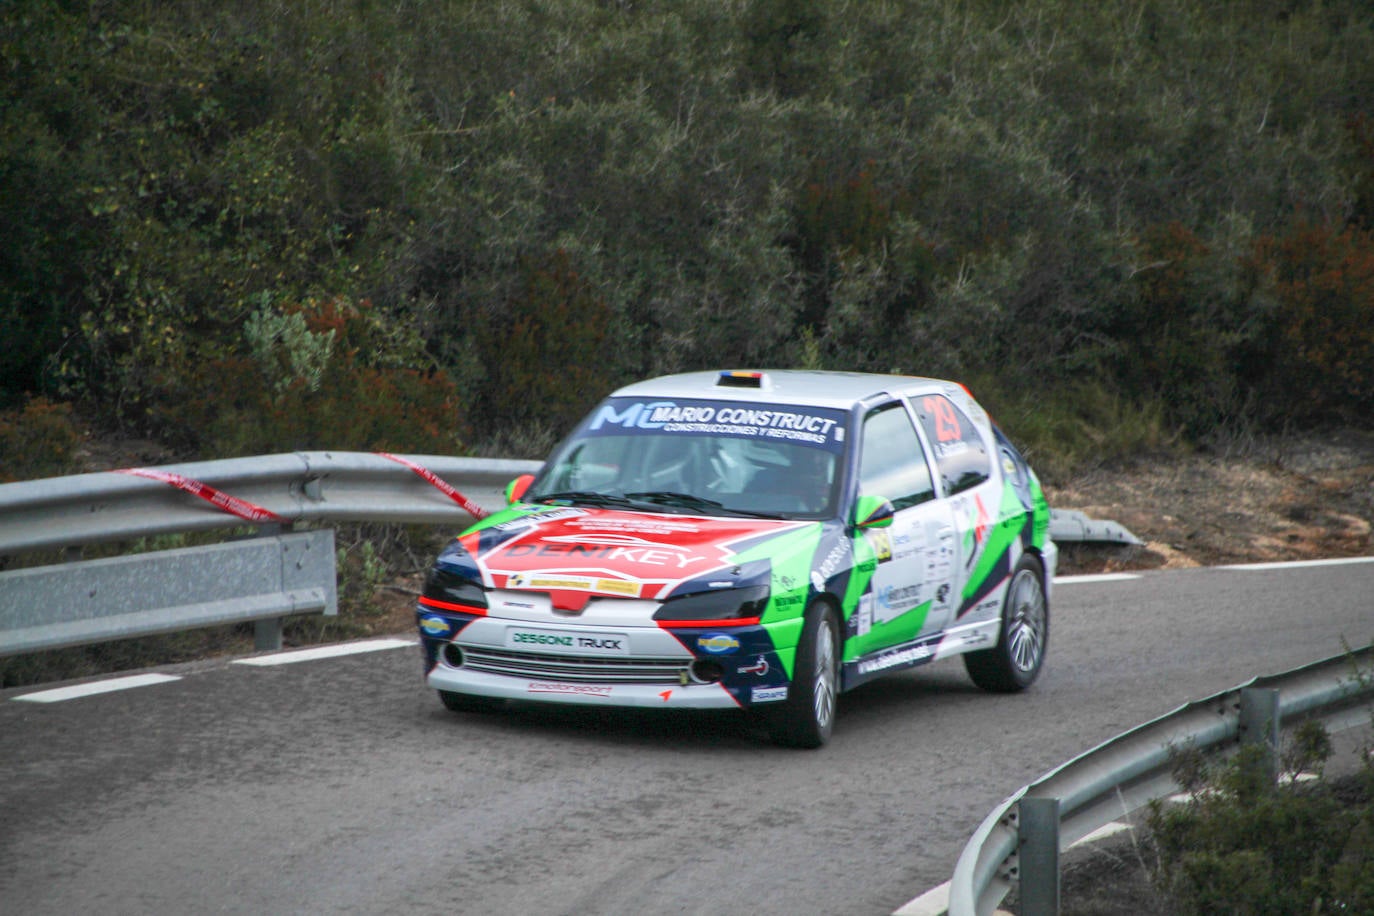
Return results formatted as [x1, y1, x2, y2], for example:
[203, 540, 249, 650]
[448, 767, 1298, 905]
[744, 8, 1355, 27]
[716, 370, 769, 389]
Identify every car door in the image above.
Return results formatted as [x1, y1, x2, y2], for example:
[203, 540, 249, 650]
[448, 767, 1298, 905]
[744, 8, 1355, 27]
[910, 392, 1001, 623]
[847, 401, 960, 660]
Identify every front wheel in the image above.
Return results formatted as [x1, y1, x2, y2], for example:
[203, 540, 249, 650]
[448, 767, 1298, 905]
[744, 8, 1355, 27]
[763, 602, 840, 748]
[964, 554, 1048, 692]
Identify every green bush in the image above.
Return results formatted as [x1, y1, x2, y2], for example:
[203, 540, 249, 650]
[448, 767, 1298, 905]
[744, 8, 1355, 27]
[1147, 730, 1374, 915]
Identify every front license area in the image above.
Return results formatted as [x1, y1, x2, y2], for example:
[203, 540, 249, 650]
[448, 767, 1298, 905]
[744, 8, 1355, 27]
[505, 626, 631, 655]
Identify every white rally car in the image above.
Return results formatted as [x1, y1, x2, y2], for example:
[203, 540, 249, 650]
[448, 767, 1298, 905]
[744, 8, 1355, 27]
[416, 370, 1056, 747]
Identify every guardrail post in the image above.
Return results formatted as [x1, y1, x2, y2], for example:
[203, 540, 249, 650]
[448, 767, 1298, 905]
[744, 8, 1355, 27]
[1240, 686, 1281, 783]
[254, 618, 284, 651]
[1018, 795, 1060, 916]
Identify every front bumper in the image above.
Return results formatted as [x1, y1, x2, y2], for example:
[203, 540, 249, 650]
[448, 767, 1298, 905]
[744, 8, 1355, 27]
[420, 611, 791, 711]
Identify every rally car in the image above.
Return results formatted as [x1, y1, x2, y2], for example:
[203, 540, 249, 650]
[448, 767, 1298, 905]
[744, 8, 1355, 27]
[416, 370, 1055, 747]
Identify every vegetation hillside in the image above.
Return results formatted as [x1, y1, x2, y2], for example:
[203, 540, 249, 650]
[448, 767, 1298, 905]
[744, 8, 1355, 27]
[3, 0, 1374, 479]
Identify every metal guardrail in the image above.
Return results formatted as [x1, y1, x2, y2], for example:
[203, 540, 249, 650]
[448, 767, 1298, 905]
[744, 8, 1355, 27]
[0, 452, 543, 555]
[0, 451, 1125, 660]
[1047, 509, 1141, 546]
[0, 530, 337, 657]
[0, 452, 542, 657]
[945, 644, 1374, 916]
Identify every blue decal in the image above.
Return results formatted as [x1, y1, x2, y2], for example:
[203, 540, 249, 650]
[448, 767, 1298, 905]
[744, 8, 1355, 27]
[420, 615, 452, 637]
[697, 633, 741, 655]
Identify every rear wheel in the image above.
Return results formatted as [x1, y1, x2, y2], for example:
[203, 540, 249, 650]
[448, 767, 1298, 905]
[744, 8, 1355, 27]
[438, 690, 504, 714]
[764, 602, 840, 748]
[965, 554, 1048, 692]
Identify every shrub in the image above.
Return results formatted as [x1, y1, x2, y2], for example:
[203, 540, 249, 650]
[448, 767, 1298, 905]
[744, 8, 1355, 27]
[468, 249, 628, 435]
[148, 297, 465, 456]
[1147, 729, 1374, 915]
[1243, 222, 1374, 425]
[0, 397, 82, 483]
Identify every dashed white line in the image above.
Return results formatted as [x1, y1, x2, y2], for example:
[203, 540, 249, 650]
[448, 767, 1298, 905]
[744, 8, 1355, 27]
[13, 673, 182, 703]
[232, 637, 416, 667]
[1224, 556, 1374, 571]
[1055, 572, 1142, 585]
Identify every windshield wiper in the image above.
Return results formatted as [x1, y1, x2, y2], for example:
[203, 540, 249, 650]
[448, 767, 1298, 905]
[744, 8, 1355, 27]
[624, 491, 784, 519]
[532, 490, 637, 508]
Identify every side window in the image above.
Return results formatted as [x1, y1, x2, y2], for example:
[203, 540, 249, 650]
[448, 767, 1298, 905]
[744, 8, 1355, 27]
[913, 394, 990, 495]
[859, 404, 935, 510]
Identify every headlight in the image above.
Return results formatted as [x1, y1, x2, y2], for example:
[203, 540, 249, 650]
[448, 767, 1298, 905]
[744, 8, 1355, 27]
[653, 585, 769, 625]
[421, 567, 488, 611]
[419, 541, 488, 612]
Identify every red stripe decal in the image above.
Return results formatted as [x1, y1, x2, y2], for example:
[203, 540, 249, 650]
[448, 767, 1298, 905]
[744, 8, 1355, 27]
[656, 617, 760, 629]
[116, 468, 285, 524]
[375, 452, 490, 520]
[418, 595, 487, 615]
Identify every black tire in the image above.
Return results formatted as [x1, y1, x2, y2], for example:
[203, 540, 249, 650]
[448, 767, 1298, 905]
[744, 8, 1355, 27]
[438, 690, 504, 714]
[764, 602, 840, 749]
[964, 554, 1048, 692]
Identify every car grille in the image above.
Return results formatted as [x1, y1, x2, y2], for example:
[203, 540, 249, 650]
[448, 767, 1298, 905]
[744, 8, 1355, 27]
[460, 647, 689, 685]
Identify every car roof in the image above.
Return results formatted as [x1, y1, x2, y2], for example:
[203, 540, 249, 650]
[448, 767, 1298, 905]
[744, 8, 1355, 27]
[609, 370, 960, 410]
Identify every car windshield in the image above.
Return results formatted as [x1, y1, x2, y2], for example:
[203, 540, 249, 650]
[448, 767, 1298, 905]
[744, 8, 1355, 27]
[528, 396, 850, 519]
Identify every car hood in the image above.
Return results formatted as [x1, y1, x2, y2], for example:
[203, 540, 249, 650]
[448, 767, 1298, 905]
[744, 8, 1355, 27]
[457, 505, 814, 605]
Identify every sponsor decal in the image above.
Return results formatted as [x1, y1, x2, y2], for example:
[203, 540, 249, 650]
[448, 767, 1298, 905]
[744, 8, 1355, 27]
[507, 629, 628, 653]
[504, 542, 708, 570]
[877, 582, 923, 611]
[477, 510, 806, 603]
[527, 682, 613, 697]
[512, 574, 594, 590]
[856, 594, 873, 637]
[567, 516, 700, 535]
[866, 528, 893, 563]
[587, 399, 846, 449]
[738, 656, 769, 676]
[772, 593, 804, 609]
[751, 685, 788, 703]
[419, 615, 451, 637]
[512, 632, 573, 647]
[697, 633, 741, 655]
[596, 578, 639, 596]
[857, 642, 935, 675]
[968, 597, 1001, 622]
[817, 540, 849, 581]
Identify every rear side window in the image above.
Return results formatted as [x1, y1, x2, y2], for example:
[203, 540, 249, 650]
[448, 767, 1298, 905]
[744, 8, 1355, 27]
[912, 394, 990, 495]
[858, 404, 935, 510]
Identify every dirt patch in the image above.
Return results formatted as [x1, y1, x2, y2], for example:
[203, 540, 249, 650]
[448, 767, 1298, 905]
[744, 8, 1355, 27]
[1047, 429, 1374, 574]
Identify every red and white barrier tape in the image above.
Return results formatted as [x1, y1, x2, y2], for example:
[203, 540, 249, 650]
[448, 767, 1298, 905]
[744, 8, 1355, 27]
[115, 467, 285, 524]
[374, 452, 490, 520]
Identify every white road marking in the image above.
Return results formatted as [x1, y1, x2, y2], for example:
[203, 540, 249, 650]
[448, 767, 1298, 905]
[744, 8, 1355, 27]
[13, 673, 182, 703]
[232, 637, 416, 667]
[1224, 556, 1374, 571]
[1069, 821, 1133, 847]
[1055, 572, 1141, 584]
[891, 882, 948, 916]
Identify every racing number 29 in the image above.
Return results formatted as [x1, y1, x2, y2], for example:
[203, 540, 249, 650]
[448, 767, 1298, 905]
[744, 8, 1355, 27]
[922, 396, 962, 443]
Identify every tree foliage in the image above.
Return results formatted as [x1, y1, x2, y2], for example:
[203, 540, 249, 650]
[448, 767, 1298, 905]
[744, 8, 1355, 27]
[2, 0, 1373, 471]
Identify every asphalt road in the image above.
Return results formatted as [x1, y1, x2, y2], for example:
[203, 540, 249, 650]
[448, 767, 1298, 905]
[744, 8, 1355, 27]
[3, 560, 1372, 915]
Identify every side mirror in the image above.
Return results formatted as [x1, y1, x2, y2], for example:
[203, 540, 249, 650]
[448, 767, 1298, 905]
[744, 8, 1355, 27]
[505, 474, 535, 504]
[852, 494, 895, 529]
